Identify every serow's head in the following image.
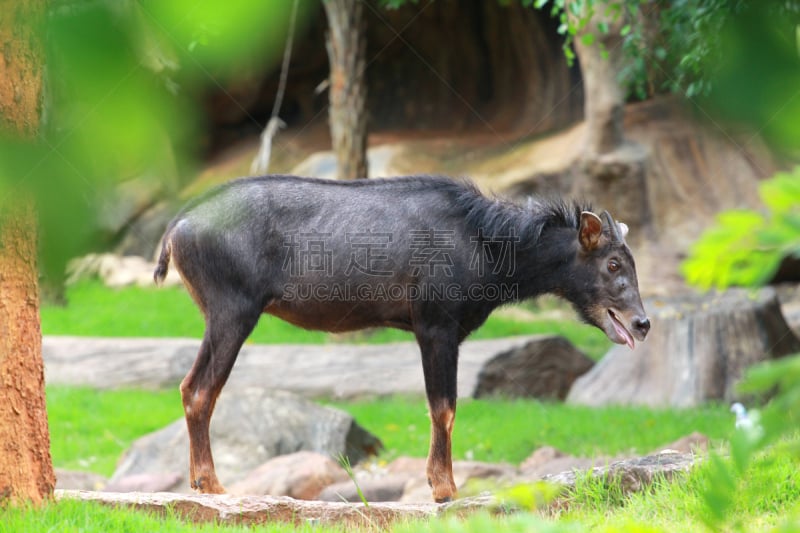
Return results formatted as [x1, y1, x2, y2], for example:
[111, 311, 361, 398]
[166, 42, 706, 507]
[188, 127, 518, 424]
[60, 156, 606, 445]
[571, 210, 650, 349]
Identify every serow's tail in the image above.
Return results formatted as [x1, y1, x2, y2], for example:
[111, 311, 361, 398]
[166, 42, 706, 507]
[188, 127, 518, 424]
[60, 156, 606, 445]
[153, 238, 172, 286]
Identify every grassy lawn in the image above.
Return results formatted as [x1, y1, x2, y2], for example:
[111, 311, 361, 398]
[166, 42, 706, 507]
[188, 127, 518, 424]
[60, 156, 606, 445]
[41, 280, 612, 360]
[47, 387, 733, 478]
[37, 282, 800, 531]
[36, 386, 800, 531]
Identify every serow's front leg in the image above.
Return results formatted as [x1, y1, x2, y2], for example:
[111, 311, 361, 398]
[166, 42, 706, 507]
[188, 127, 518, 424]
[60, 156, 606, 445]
[426, 396, 457, 502]
[416, 325, 459, 503]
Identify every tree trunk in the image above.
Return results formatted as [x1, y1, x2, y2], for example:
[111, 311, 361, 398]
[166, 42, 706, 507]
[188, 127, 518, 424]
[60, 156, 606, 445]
[0, 0, 55, 505]
[570, 0, 626, 155]
[323, 0, 369, 180]
[568, 0, 652, 236]
[567, 288, 800, 407]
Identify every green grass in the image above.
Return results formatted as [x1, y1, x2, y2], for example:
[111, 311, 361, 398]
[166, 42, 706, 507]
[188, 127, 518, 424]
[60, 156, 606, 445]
[555, 441, 800, 531]
[329, 396, 734, 464]
[32, 386, 800, 532]
[41, 280, 611, 359]
[47, 387, 733, 477]
[47, 386, 183, 476]
[0, 499, 347, 533]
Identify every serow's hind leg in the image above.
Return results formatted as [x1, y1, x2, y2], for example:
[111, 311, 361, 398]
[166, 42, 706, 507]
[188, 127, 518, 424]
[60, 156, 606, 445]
[417, 327, 459, 503]
[180, 307, 260, 494]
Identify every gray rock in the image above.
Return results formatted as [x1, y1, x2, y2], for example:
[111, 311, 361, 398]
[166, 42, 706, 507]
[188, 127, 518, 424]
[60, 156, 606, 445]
[55, 469, 107, 491]
[56, 489, 449, 528]
[43, 335, 545, 398]
[104, 472, 183, 493]
[108, 389, 382, 493]
[473, 335, 594, 400]
[317, 474, 411, 503]
[115, 201, 176, 258]
[66, 253, 183, 288]
[650, 432, 709, 455]
[568, 288, 800, 407]
[399, 460, 517, 503]
[228, 451, 349, 499]
[543, 452, 699, 493]
[518, 446, 607, 479]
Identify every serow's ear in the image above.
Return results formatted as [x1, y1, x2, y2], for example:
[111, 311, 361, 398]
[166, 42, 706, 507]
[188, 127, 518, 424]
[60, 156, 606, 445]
[579, 211, 603, 251]
[619, 222, 629, 239]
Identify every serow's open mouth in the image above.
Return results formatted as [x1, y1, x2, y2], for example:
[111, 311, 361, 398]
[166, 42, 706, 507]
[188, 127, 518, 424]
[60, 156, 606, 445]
[608, 309, 635, 349]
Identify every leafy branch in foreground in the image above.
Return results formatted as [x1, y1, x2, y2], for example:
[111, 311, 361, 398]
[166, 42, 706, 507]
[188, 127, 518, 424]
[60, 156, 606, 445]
[695, 354, 800, 532]
[682, 167, 800, 289]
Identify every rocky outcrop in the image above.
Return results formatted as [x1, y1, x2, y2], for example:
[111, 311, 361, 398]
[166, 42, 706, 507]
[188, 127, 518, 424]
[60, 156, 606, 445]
[472, 335, 594, 400]
[568, 288, 800, 407]
[108, 389, 382, 493]
[55, 490, 455, 528]
[54, 450, 701, 527]
[43, 335, 544, 397]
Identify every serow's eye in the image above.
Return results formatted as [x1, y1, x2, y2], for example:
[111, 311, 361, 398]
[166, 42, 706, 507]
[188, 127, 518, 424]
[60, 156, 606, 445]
[608, 259, 620, 273]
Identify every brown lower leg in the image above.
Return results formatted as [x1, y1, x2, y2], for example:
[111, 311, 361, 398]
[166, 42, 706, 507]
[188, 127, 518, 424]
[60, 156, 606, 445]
[426, 397, 457, 502]
[181, 376, 225, 494]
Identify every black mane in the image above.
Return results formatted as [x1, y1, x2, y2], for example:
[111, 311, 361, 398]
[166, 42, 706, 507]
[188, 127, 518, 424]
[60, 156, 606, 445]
[454, 181, 588, 243]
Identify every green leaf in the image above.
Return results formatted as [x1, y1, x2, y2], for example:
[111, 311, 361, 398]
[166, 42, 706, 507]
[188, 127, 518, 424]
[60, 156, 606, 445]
[581, 32, 595, 46]
[620, 24, 631, 36]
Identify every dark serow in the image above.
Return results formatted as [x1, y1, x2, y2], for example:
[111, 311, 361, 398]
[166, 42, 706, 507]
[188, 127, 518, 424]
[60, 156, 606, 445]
[154, 174, 650, 502]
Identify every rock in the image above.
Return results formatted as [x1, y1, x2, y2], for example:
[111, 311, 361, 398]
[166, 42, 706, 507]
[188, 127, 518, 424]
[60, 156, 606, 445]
[108, 389, 382, 493]
[517, 446, 605, 480]
[56, 489, 466, 528]
[398, 460, 517, 503]
[316, 457, 517, 503]
[43, 335, 544, 398]
[97, 175, 166, 239]
[228, 451, 349, 499]
[317, 474, 411, 503]
[104, 472, 183, 493]
[55, 469, 107, 491]
[777, 283, 800, 337]
[66, 253, 183, 288]
[544, 452, 698, 494]
[472, 335, 594, 400]
[115, 201, 177, 258]
[291, 145, 400, 180]
[650, 432, 709, 455]
[386, 456, 428, 475]
[568, 288, 800, 407]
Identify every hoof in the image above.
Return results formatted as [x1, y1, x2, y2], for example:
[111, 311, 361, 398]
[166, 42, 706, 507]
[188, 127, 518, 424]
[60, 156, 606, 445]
[191, 476, 225, 494]
[435, 496, 453, 503]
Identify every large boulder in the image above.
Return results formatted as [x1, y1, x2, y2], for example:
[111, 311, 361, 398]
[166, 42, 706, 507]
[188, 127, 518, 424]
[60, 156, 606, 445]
[472, 335, 594, 400]
[568, 288, 800, 407]
[108, 389, 382, 493]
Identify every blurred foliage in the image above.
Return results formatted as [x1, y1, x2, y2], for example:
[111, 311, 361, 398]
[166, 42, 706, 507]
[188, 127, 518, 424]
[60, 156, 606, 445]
[696, 354, 800, 532]
[682, 168, 800, 289]
[0, 0, 312, 278]
[531, 0, 800, 152]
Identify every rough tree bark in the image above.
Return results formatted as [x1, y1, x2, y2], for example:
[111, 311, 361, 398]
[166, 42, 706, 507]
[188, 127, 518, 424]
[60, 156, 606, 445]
[568, 0, 651, 235]
[322, 0, 369, 180]
[0, 0, 56, 505]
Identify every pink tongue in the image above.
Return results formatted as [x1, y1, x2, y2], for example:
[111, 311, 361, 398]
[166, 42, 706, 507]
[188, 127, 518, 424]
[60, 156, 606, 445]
[611, 316, 635, 349]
